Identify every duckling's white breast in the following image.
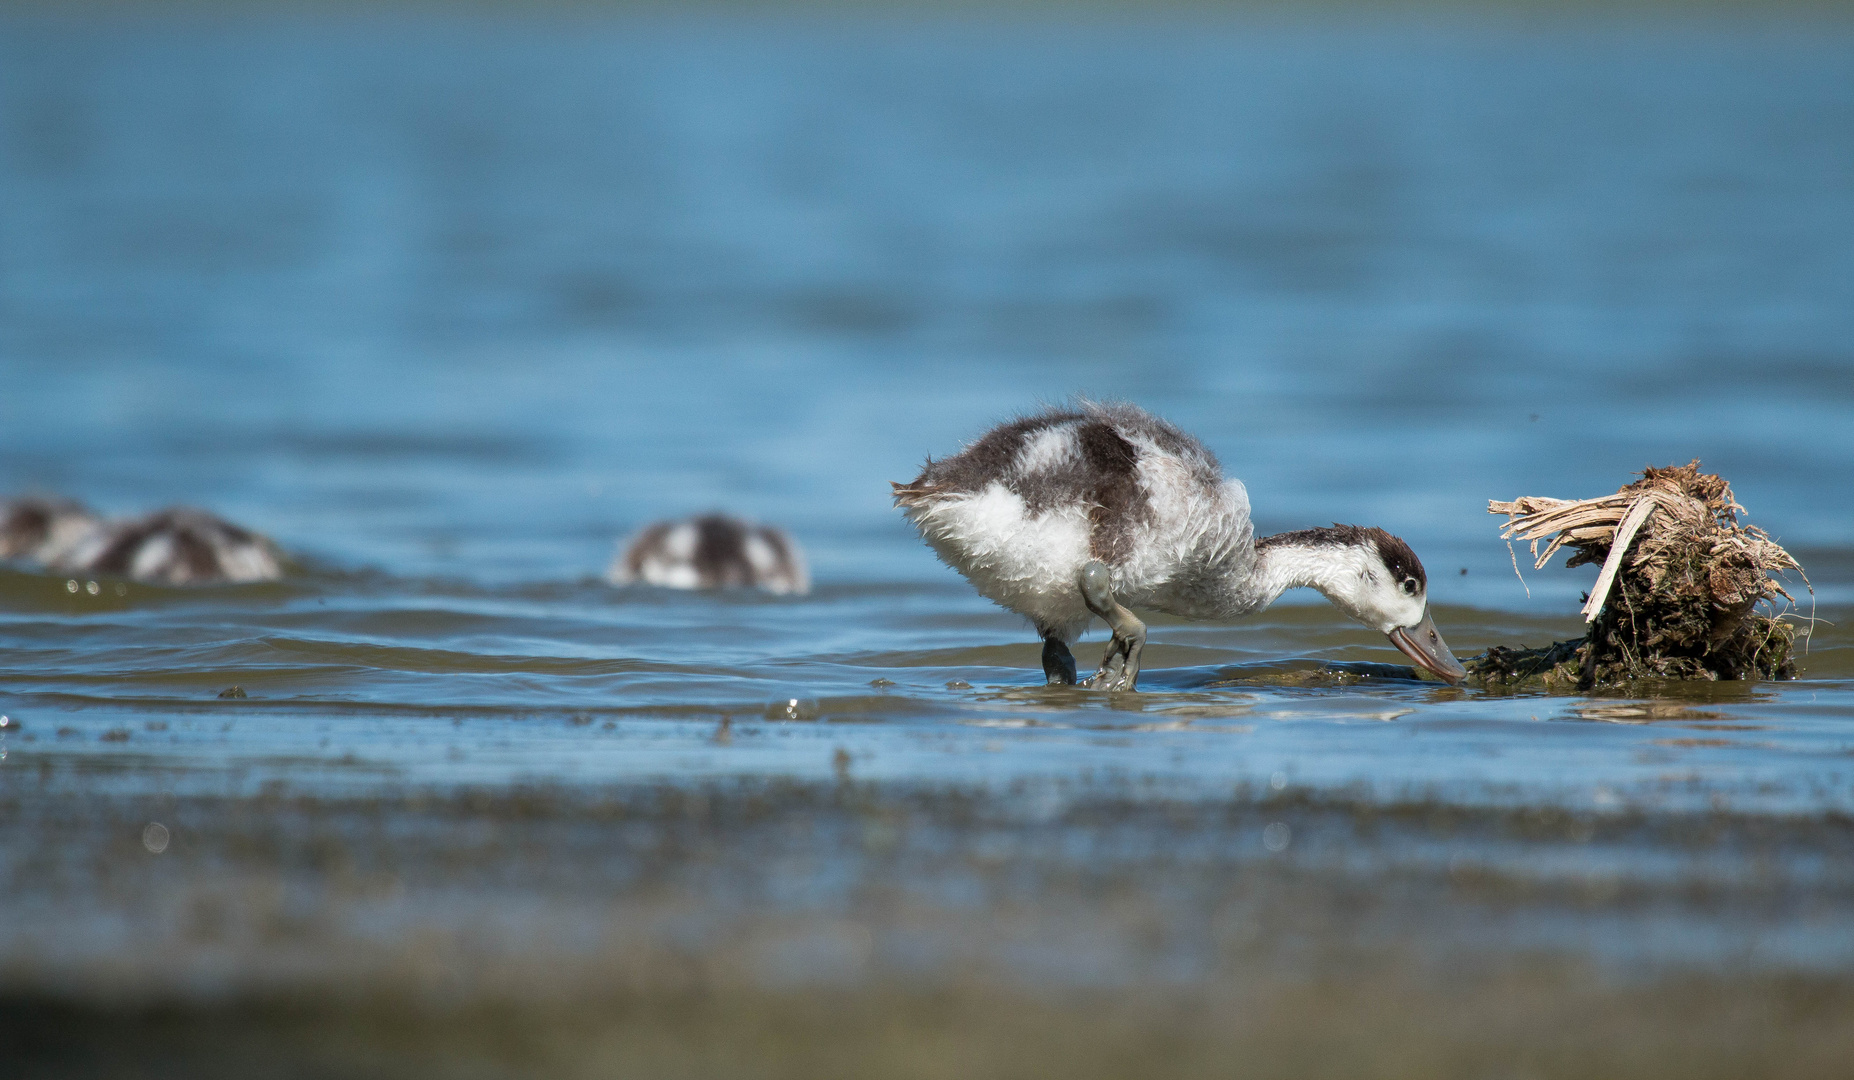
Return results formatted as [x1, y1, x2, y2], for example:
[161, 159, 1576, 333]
[905, 483, 1097, 638]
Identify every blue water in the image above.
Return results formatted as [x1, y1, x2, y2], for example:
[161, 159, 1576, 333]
[3, 16, 1851, 585]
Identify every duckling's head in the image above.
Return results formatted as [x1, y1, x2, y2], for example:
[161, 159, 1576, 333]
[1316, 526, 1468, 685]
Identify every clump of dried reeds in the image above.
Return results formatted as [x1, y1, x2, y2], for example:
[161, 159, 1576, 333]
[1471, 461, 1805, 690]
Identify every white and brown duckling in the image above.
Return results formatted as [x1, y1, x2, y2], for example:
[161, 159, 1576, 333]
[0, 497, 103, 565]
[9, 503, 284, 586]
[608, 514, 809, 596]
[893, 401, 1467, 690]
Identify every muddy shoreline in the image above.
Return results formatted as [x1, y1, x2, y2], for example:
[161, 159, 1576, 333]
[7, 778, 1854, 1077]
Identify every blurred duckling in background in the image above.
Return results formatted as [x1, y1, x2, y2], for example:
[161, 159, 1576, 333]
[0, 497, 103, 565]
[55, 507, 283, 586]
[0, 498, 283, 586]
[609, 514, 809, 596]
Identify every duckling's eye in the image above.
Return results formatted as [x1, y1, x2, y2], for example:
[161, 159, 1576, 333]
[1400, 578, 1417, 596]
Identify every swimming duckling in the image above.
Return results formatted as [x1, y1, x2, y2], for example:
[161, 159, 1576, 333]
[0, 497, 103, 565]
[893, 401, 1467, 690]
[49, 507, 283, 586]
[609, 514, 809, 595]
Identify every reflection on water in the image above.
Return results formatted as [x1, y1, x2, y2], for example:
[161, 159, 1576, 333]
[2, 11, 1854, 1074]
[1575, 702, 1731, 725]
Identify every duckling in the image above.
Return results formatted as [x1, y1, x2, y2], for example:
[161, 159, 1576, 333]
[894, 401, 1466, 690]
[0, 497, 103, 565]
[49, 507, 283, 586]
[609, 514, 809, 595]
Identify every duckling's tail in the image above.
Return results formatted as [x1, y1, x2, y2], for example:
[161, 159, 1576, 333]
[890, 481, 945, 509]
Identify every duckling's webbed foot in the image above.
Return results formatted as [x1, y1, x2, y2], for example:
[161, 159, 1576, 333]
[1077, 560, 1146, 691]
[1041, 634, 1078, 686]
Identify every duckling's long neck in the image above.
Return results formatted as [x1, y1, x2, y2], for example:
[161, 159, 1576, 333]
[1221, 538, 1373, 616]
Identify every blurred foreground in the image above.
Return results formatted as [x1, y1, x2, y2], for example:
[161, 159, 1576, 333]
[9, 777, 1854, 1079]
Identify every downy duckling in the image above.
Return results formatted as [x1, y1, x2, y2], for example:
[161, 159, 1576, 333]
[0, 497, 103, 565]
[48, 506, 283, 586]
[894, 401, 1466, 690]
[609, 514, 809, 595]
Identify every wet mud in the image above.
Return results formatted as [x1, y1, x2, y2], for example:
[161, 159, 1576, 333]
[7, 780, 1854, 1078]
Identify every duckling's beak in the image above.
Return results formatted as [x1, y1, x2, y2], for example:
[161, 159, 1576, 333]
[1388, 610, 1469, 685]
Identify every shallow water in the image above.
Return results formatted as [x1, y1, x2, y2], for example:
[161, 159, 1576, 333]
[3, 10, 1854, 1075]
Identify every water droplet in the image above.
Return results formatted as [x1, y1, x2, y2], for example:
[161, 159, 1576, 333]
[85, 581, 100, 596]
[765, 698, 816, 721]
[65, 580, 79, 593]
[142, 822, 170, 854]
[1263, 822, 1291, 852]
[1270, 771, 1287, 790]
[114, 583, 127, 596]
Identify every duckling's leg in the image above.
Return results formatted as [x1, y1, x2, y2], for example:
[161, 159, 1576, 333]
[1040, 632, 1078, 686]
[1078, 560, 1146, 691]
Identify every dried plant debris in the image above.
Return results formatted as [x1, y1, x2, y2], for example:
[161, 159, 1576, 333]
[1471, 462, 1805, 690]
